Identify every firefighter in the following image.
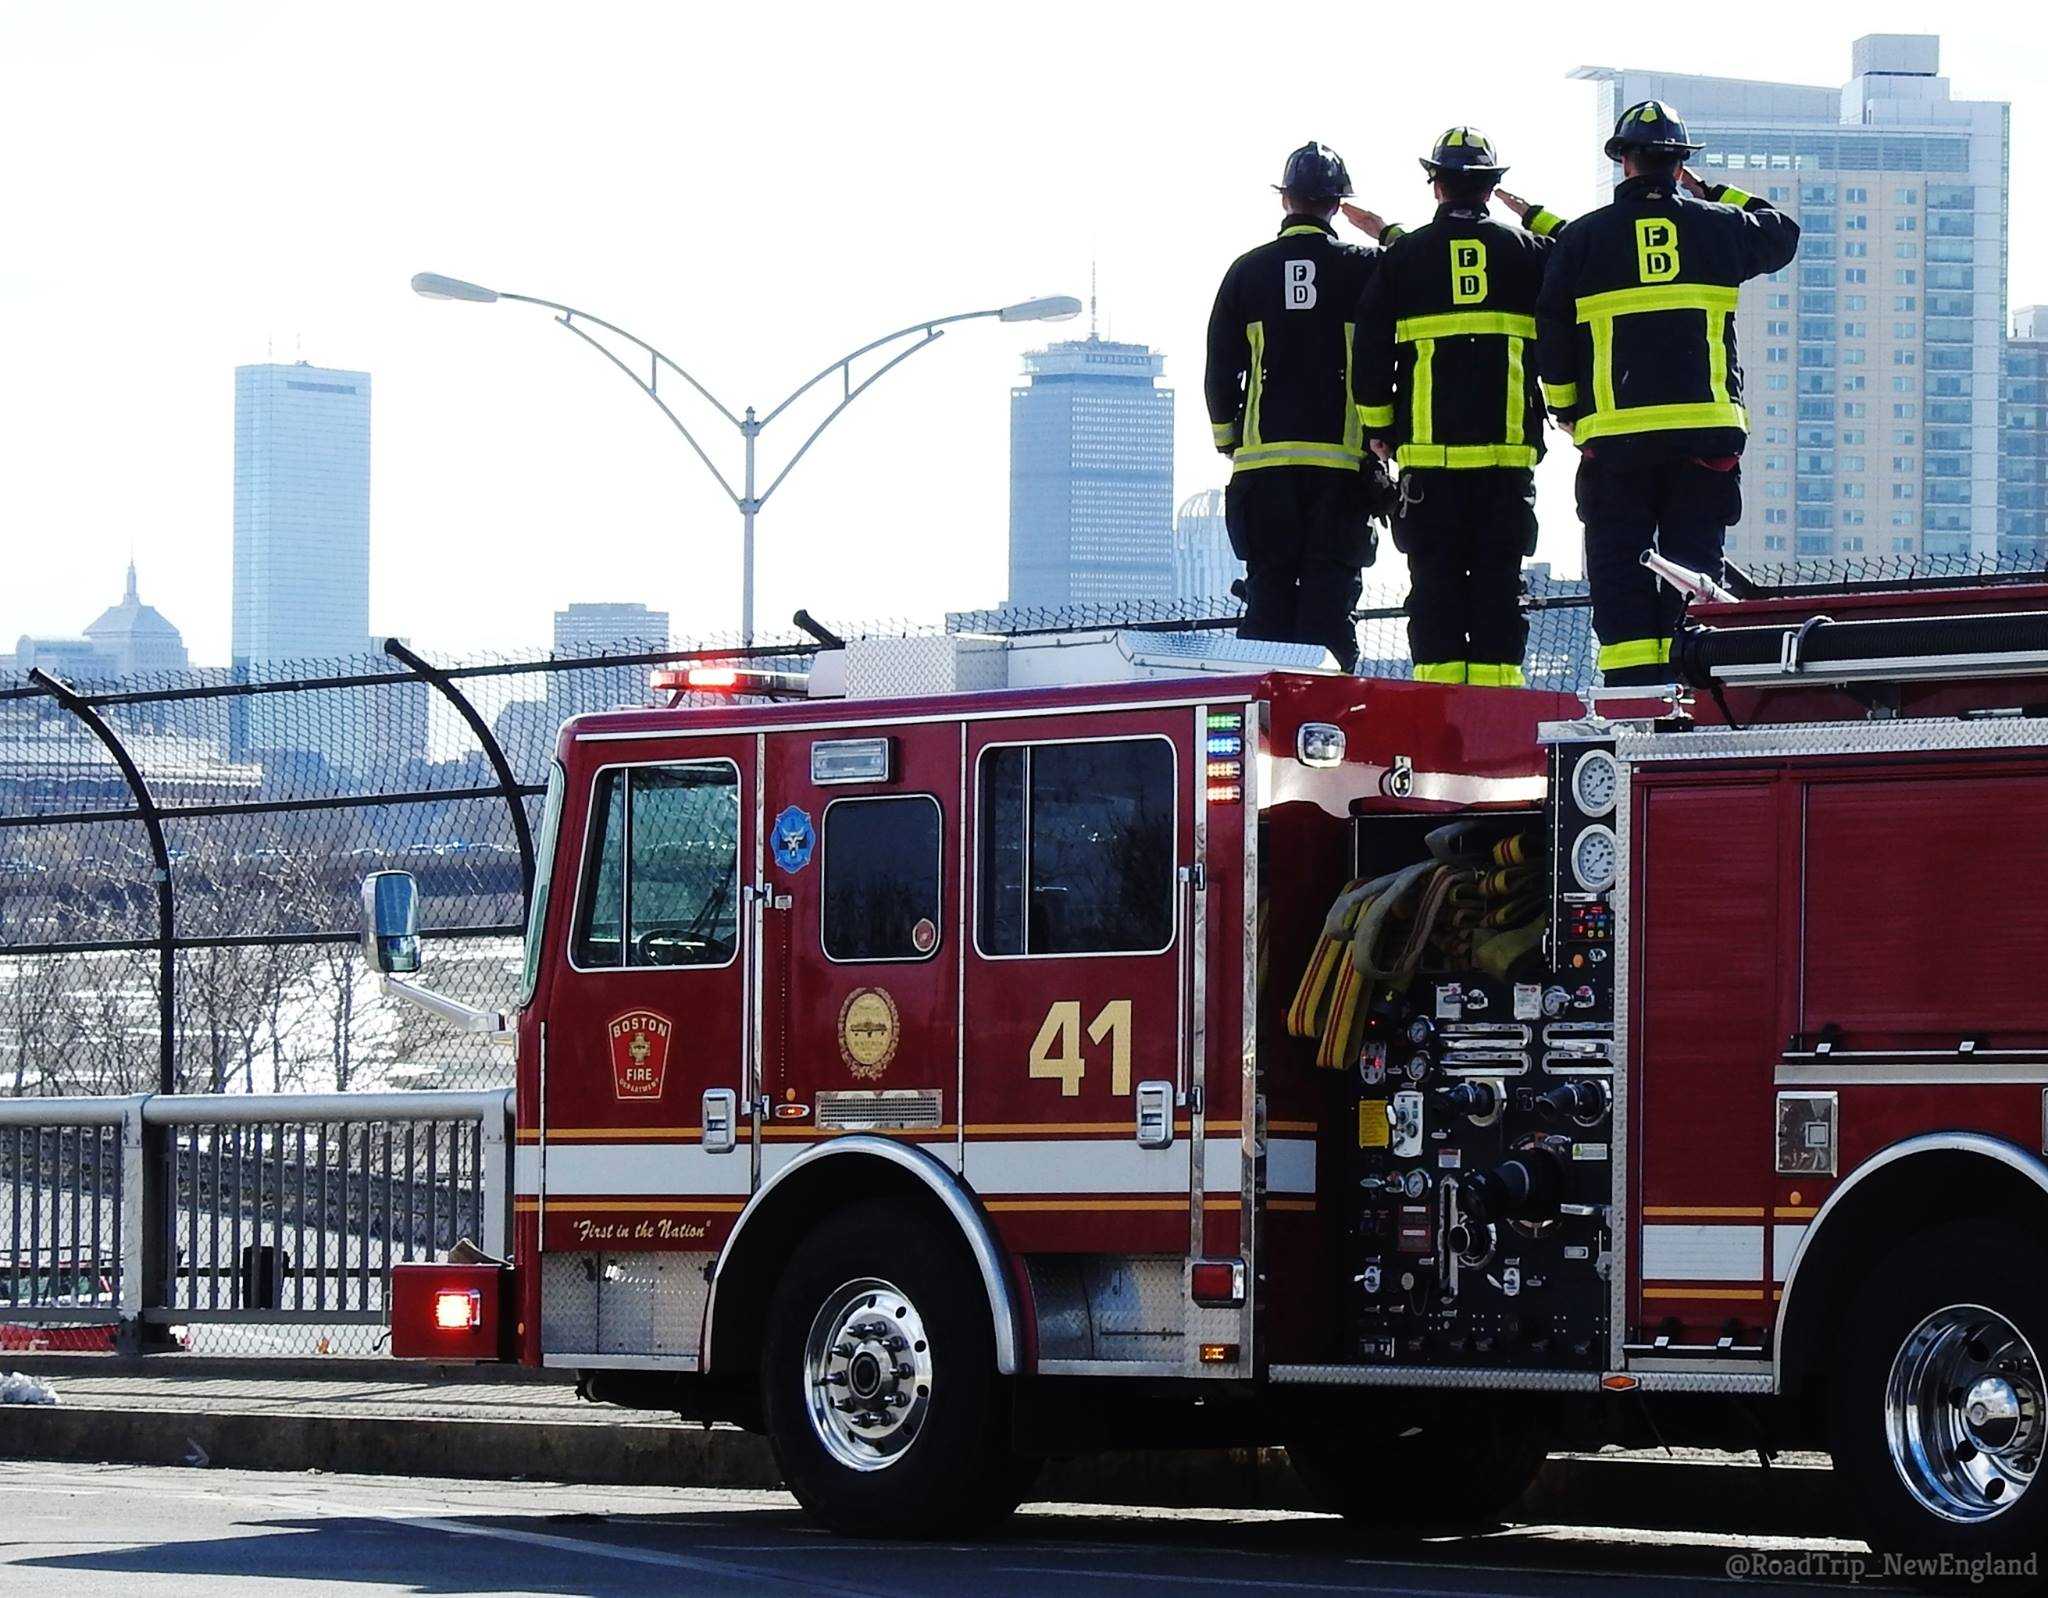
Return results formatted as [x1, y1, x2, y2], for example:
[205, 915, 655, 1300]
[1537, 100, 1799, 684]
[1348, 128, 1567, 686]
[1205, 142, 1387, 671]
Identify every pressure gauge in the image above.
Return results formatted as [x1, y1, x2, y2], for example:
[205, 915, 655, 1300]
[1571, 824, 1619, 893]
[1570, 749, 1620, 818]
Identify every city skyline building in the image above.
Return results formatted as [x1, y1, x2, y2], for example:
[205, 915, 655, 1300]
[1171, 488, 1239, 605]
[232, 360, 372, 770]
[547, 601, 670, 724]
[1572, 35, 2010, 566]
[2004, 304, 2048, 563]
[1007, 330, 1175, 609]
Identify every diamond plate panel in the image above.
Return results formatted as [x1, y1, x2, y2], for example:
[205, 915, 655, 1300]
[541, 1249, 713, 1357]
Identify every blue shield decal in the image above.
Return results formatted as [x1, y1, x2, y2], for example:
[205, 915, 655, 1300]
[771, 805, 816, 872]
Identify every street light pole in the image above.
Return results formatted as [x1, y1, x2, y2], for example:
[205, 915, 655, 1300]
[411, 274, 1082, 645]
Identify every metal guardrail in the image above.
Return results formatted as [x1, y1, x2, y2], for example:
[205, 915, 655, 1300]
[0, 1089, 509, 1352]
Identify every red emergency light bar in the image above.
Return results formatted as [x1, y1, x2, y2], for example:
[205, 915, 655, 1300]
[651, 664, 810, 700]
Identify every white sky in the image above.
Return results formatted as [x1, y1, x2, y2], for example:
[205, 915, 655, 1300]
[1, 2, 2041, 664]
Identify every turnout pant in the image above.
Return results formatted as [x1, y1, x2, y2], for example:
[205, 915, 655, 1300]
[1226, 465, 1374, 671]
[1577, 452, 1741, 686]
[1392, 467, 1536, 686]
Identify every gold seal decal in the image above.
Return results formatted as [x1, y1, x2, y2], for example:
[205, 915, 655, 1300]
[837, 987, 900, 1081]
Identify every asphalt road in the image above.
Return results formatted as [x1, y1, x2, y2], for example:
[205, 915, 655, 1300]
[0, 1461, 1912, 1596]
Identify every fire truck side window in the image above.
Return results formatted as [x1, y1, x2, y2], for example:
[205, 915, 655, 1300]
[976, 738, 1175, 957]
[821, 795, 942, 962]
[569, 762, 741, 970]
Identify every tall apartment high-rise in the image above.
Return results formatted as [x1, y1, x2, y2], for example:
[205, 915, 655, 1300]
[2005, 306, 2048, 563]
[232, 361, 372, 769]
[1008, 332, 1175, 609]
[1572, 37, 2009, 567]
[547, 601, 671, 726]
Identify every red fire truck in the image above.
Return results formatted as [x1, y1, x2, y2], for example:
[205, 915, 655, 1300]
[365, 578, 2048, 1562]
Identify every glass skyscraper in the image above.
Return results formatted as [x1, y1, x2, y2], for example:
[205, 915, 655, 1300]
[1007, 334, 1175, 609]
[232, 361, 373, 772]
[1572, 36, 2009, 566]
[233, 362, 372, 668]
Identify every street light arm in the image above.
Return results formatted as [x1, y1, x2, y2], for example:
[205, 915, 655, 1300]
[755, 328, 948, 508]
[496, 291, 745, 430]
[551, 314, 742, 507]
[757, 307, 1003, 429]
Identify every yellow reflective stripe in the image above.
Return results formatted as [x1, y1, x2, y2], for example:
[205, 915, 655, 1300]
[1342, 322, 1362, 453]
[1411, 338, 1435, 446]
[1706, 306, 1731, 406]
[1467, 663, 1528, 687]
[1541, 379, 1579, 409]
[1574, 401, 1748, 443]
[1395, 312, 1538, 342]
[1413, 661, 1469, 684]
[1598, 638, 1669, 672]
[1574, 283, 1741, 322]
[1396, 443, 1539, 470]
[1528, 208, 1565, 238]
[1279, 225, 1327, 237]
[1244, 322, 1266, 449]
[1212, 421, 1240, 446]
[1590, 313, 1616, 415]
[1357, 403, 1395, 429]
[1232, 441, 1367, 472]
[1718, 185, 1755, 209]
[1504, 336, 1526, 449]
[1381, 222, 1407, 244]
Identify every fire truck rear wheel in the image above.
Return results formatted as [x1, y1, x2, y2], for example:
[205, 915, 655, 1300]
[1830, 1220, 2048, 1562]
[761, 1196, 1018, 1537]
[1285, 1396, 1550, 1530]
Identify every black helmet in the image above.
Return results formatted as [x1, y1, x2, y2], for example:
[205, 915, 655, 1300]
[1604, 99, 1702, 160]
[1276, 141, 1353, 202]
[1420, 126, 1507, 182]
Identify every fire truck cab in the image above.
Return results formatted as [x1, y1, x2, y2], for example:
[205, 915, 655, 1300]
[371, 590, 2048, 1562]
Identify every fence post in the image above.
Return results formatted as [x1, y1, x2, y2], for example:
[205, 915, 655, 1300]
[117, 1095, 148, 1351]
[29, 670, 182, 1351]
[480, 1089, 512, 1261]
[382, 639, 537, 911]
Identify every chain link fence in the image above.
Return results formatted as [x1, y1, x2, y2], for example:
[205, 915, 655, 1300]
[0, 588, 1613, 1118]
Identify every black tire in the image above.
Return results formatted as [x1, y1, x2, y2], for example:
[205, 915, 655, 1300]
[1287, 1395, 1551, 1530]
[1830, 1220, 2048, 1564]
[760, 1196, 1018, 1537]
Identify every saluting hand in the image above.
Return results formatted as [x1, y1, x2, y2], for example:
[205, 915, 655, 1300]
[1494, 188, 1533, 222]
[1676, 166, 1708, 197]
[1340, 202, 1387, 241]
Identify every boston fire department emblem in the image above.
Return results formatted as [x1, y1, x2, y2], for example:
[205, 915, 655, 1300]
[836, 987, 899, 1081]
[607, 1009, 673, 1101]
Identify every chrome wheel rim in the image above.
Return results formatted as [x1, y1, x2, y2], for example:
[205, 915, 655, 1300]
[802, 1276, 932, 1473]
[1885, 1302, 2043, 1524]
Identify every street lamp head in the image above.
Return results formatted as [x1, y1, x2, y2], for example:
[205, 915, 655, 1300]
[998, 295, 1084, 323]
[411, 272, 500, 304]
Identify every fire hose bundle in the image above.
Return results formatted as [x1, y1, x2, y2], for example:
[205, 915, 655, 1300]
[1287, 825, 1549, 1071]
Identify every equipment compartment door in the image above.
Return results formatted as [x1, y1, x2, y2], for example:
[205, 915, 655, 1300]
[961, 710, 1204, 1256]
[1628, 773, 1782, 1349]
[537, 738, 756, 1256]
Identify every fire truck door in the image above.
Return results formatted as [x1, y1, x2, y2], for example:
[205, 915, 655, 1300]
[961, 713, 1204, 1255]
[755, 725, 962, 1176]
[537, 741, 757, 1258]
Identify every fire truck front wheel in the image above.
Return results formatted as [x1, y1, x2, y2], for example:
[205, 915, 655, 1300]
[1831, 1219, 2048, 1562]
[761, 1196, 1021, 1536]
